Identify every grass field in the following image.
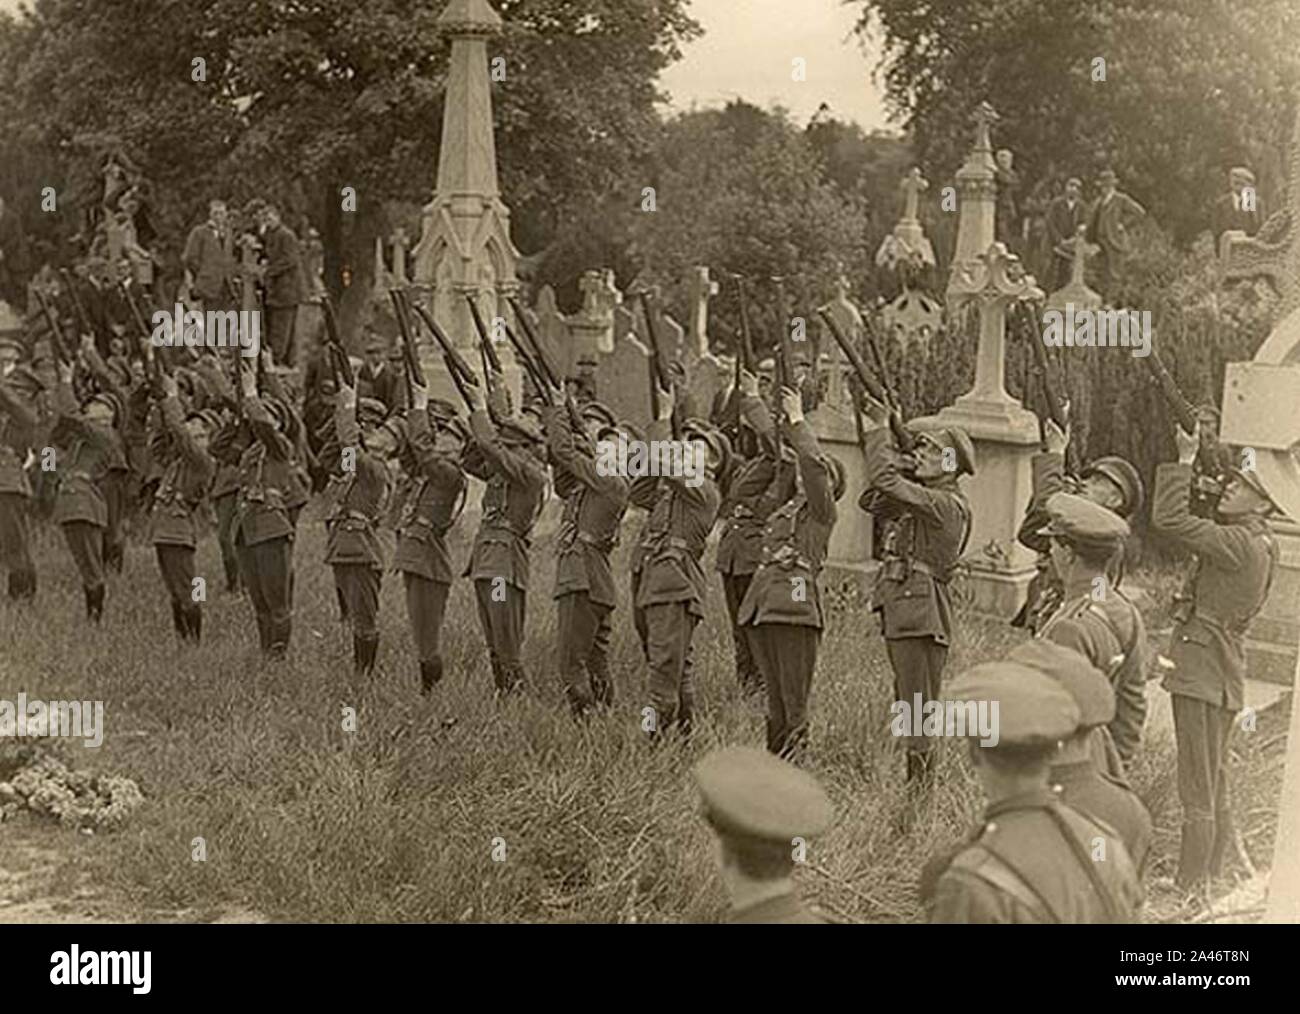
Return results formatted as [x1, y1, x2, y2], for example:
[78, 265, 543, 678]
[0, 502, 1288, 923]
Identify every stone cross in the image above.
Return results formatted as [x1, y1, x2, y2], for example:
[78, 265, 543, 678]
[1063, 226, 1099, 288]
[900, 167, 928, 223]
[972, 101, 1000, 154]
[686, 265, 719, 358]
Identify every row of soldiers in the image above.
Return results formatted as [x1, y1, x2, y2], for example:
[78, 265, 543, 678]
[0, 275, 1283, 920]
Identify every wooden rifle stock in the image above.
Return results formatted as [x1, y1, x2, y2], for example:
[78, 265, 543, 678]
[319, 295, 355, 387]
[34, 289, 71, 365]
[465, 295, 503, 375]
[637, 289, 679, 439]
[1145, 345, 1198, 433]
[58, 269, 94, 343]
[407, 302, 480, 411]
[1020, 300, 1068, 431]
[389, 289, 427, 389]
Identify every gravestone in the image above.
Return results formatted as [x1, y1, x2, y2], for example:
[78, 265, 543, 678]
[597, 309, 654, 428]
[532, 285, 571, 380]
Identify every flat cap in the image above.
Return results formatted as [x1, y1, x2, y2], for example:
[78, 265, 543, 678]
[946, 661, 1080, 747]
[1081, 456, 1144, 516]
[1037, 491, 1130, 553]
[912, 421, 976, 477]
[1007, 639, 1114, 728]
[694, 747, 833, 843]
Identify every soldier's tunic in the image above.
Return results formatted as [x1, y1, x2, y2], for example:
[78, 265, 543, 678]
[325, 399, 391, 657]
[860, 427, 969, 761]
[715, 398, 778, 693]
[395, 408, 466, 680]
[543, 404, 629, 714]
[1038, 590, 1149, 767]
[1049, 761, 1153, 876]
[208, 421, 246, 594]
[0, 377, 37, 599]
[462, 410, 547, 693]
[80, 346, 131, 574]
[633, 416, 721, 733]
[149, 395, 215, 638]
[1152, 461, 1277, 886]
[926, 791, 1143, 923]
[738, 419, 836, 757]
[50, 379, 126, 606]
[232, 395, 308, 656]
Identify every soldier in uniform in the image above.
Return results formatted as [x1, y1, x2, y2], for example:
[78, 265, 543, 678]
[859, 401, 974, 785]
[49, 338, 128, 623]
[738, 382, 845, 757]
[461, 381, 548, 697]
[0, 336, 39, 601]
[395, 384, 468, 694]
[1153, 421, 1281, 889]
[231, 359, 309, 658]
[541, 392, 631, 716]
[1009, 639, 1153, 876]
[1034, 492, 1149, 769]
[694, 746, 833, 924]
[207, 401, 247, 595]
[714, 368, 779, 695]
[325, 380, 402, 677]
[1188, 405, 1235, 519]
[1014, 418, 1144, 632]
[147, 373, 217, 641]
[633, 383, 723, 740]
[922, 657, 1144, 923]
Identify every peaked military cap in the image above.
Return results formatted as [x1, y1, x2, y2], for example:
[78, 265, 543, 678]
[946, 661, 1080, 747]
[356, 397, 388, 425]
[1007, 639, 1115, 728]
[427, 398, 460, 422]
[912, 421, 977, 477]
[1037, 492, 1130, 553]
[499, 415, 544, 445]
[694, 747, 833, 844]
[579, 400, 618, 430]
[1081, 456, 1144, 516]
[1229, 466, 1284, 516]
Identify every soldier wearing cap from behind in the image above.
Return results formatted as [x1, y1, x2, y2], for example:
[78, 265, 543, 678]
[694, 746, 833, 924]
[395, 384, 468, 694]
[632, 381, 723, 741]
[461, 378, 547, 698]
[540, 388, 632, 716]
[858, 395, 974, 789]
[1035, 492, 1149, 773]
[1008, 639, 1153, 876]
[1153, 419, 1281, 889]
[0, 327, 39, 602]
[1014, 416, 1144, 633]
[922, 658, 1143, 923]
[737, 375, 845, 758]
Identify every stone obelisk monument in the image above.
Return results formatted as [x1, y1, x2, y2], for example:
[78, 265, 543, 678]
[411, 0, 522, 406]
[917, 102, 1042, 616]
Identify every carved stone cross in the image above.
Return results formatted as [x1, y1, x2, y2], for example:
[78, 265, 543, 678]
[1063, 225, 1099, 288]
[971, 101, 999, 153]
[900, 167, 928, 223]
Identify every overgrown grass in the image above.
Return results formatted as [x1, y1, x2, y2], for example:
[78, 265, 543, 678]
[0, 505, 1286, 922]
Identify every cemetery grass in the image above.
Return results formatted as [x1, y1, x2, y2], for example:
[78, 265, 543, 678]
[0, 508, 1287, 924]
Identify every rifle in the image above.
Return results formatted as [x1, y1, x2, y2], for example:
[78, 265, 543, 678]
[864, 313, 916, 455]
[465, 294, 503, 377]
[636, 289, 678, 438]
[1144, 344, 1198, 433]
[319, 294, 355, 388]
[502, 323, 551, 404]
[817, 304, 914, 454]
[1019, 300, 1068, 432]
[505, 297, 588, 430]
[58, 268, 96, 346]
[407, 302, 480, 412]
[33, 288, 71, 365]
[389, 289, 426, 390]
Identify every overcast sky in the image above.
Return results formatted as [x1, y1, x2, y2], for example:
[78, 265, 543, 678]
[0, 0, 892, 131]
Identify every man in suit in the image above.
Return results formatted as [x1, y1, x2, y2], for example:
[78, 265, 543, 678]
[1211, 167, 1265, 253]
[1153, 419, 1281, 889]
[356, 329, 405, 414]
[1045, 177, 1086, 291]
[694, 746, 833, 924]
[257, 204, 306, 367]
[1087, 169, 1146, 298]
[182, 199, 236, 311]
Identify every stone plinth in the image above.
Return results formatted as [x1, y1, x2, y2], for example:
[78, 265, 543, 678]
[809, 402, 876, 587]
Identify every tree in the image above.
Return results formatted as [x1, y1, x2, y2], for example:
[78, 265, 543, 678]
[850, 0, 1300, 245]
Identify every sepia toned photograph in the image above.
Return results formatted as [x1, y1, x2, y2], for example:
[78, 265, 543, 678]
[0, 0, 1297, 983]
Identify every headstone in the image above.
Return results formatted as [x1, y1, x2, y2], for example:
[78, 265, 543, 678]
[597, 305, 653, 428]
[1046, 225, 1101, 313]
[576, 269, 621, 354]
[533, 285, 570, 379]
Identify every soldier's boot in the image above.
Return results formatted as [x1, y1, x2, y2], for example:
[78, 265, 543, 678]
[170, 601, 187, 637]
[765, 717, 783, 755]
[336, 587, 351, 626]
[86, 584, 105, 624]
[1177, 819, 1216, 889]
[222, 557, 241, 595]
[187, 607, 203, 644]
[589, 656, 615, 708]
[20, 570, 36, 601]
[267, 618, 290, 660]
[354, 634, 379, 677]
[488, 653, 505, 692]
[501, 663, 526, 697]
[255, 613, 271, 653]
[419, 658, 443, 695]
